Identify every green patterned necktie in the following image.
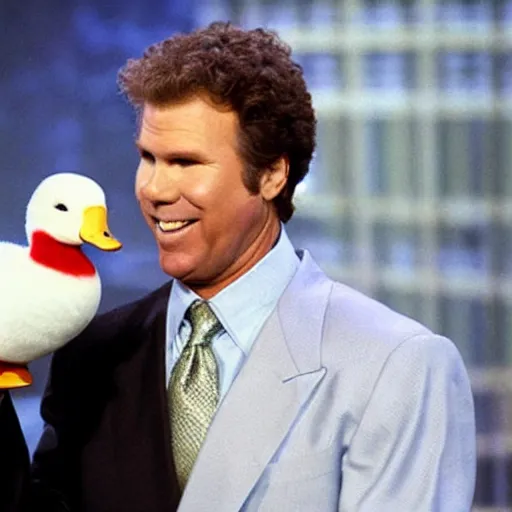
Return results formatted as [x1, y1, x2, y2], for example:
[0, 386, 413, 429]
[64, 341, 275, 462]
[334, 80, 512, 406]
[168, 299, 225, 490]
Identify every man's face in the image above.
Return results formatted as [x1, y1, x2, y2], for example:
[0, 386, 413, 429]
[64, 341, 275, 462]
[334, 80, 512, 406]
[135, 95, 282, 296]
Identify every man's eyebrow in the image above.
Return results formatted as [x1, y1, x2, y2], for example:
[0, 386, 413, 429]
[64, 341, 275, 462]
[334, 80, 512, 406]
[135, 142, 204, 161]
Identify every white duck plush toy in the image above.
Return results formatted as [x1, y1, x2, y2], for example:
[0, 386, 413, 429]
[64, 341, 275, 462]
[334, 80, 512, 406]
[0, 173, 121, 389]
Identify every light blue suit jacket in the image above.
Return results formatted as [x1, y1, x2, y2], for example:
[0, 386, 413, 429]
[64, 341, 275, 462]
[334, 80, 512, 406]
[177, 251, 476, 511]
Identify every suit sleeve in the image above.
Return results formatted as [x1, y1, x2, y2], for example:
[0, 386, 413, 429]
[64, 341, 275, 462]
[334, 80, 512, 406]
[0, 391, 73, 512]
[0, 391, 31, 512]
[338, 334, 476, 512]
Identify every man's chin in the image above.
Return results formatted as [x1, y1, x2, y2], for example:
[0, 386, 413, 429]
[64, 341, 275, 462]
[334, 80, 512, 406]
[158, 252, 196, 282]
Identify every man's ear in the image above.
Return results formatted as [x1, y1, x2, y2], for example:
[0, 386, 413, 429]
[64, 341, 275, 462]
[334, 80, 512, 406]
[260, 156, 289, 201]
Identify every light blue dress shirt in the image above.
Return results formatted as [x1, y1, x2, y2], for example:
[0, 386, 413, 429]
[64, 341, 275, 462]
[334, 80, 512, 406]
[165, 226, 299, 399]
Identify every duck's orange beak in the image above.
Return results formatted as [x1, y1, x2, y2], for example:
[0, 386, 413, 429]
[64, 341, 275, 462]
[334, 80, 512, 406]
[79, 206, 122, 251]
[0, 362, 32, 389]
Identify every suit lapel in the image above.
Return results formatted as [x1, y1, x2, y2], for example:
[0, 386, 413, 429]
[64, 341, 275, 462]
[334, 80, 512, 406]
[178, 251, 332, 511]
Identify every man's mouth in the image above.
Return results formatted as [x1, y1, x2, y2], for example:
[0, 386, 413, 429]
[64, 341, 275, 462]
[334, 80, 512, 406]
[155, 219, 197, 233]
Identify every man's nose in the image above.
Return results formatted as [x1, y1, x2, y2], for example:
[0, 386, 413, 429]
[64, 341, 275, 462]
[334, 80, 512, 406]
[141, 165, 181, 204]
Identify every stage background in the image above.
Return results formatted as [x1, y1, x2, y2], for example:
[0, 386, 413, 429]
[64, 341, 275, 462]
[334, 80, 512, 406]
[1, 1, 511, 509]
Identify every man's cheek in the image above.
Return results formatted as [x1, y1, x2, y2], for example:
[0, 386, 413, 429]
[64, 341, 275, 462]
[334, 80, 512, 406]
[134, 162, 152, 191]
[184, 175, 217, 200]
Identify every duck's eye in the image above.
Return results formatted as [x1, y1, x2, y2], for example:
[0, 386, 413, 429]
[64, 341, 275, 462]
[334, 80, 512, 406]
[54, 203, 68, 212]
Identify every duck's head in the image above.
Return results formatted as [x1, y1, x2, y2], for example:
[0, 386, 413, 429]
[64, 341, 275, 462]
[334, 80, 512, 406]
[25, 173, 122, 251]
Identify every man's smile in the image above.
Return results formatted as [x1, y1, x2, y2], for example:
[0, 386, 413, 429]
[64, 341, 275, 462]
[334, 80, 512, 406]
[153, 217, 199, 234]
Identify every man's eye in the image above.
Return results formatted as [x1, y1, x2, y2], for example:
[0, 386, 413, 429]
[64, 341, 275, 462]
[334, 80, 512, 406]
[174, 159, 196, 167]
[140, 150, 155, 163]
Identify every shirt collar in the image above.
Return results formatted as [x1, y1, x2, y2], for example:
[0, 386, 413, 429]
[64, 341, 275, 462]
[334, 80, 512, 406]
[167, 224, 299, 354]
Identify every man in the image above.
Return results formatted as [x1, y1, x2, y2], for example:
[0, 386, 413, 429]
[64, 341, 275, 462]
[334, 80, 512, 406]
[2, 22, 475, 511]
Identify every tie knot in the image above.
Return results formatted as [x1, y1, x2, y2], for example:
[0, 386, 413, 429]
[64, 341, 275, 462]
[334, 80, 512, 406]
[184, 300, 224, 346]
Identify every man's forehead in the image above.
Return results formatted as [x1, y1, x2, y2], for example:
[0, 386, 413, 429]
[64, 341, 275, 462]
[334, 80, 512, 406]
[137, 99, 238, 144]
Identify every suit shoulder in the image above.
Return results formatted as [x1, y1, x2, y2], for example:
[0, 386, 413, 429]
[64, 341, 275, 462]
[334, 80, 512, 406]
[319, 281, 470, 422]
[385, 331, 467, 381]
[323, 280, 434, 361]
[96, 281, 172, 331]
[56, 280, 172, 358]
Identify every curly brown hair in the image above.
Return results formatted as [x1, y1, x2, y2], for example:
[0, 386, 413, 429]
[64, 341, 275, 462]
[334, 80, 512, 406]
[117, 22, 316, 222]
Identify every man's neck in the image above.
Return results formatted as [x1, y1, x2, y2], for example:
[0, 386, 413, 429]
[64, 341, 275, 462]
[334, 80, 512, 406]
[190, 213, 281, 300]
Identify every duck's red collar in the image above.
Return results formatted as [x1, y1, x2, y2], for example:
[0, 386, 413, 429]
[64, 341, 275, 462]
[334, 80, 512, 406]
[29, 230, 96, 277]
